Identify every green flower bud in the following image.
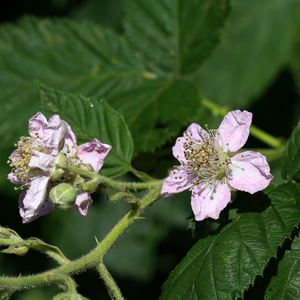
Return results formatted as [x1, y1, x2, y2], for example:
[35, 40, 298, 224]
[82, 177, 101, 194]
[50, 183, 76, 211]
[50, 153, 68, 181]
[1, 245, 29, 256]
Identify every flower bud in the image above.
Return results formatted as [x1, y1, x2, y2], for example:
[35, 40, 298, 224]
[1, 245, 29, 256]
[50, 153, 68, 181]
[82, 177, 101, 194]
[50, 183, 76, 211]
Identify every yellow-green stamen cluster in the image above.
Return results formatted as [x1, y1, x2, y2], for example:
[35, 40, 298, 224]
[176, 126, 231, 186]
[7, 132, 48, 190]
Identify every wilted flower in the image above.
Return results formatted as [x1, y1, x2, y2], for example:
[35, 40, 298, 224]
[8, 112, 111, 223]
[161, 110, 273, 221]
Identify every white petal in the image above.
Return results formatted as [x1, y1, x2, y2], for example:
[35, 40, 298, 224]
[191, 180, 231, 221]
[19, 176, 50, 223]
[227, 151, 273, 194]
[29, 151, 56, 176]
[218, 110, 252, 152]
[43, 115, 68, 156]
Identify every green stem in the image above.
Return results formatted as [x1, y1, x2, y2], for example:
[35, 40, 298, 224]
[201, 98, 285, 149]
[97, 261, 123, 300]
[0, 182, 163, 299]
[249, 126, 283, 149]
[67, 166, 160, 191]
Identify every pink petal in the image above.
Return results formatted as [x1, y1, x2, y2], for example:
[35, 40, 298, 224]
[218, 110, 252, 152]
[227, 151, 273, 194]
[9, 149, 20, 163]
[161, 168, 196, 198]
[72, 192, 92, 216]
[29, 151, 57, 175]
[173, 123, 209, 163]
[28, 112, 48, 138]
[62, 123, 78, 156]
[18, 176, 50, 223]
[8, 172, 25, 185]
[43, 115, 68, 156]
[77, 139, 111, 172]
[191, 180, 231, 221]
[172, 137, 187, 164]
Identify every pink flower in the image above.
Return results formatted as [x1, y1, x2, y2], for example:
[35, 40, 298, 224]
[161, 110, 273, 221]
[8, 112, 111, 223]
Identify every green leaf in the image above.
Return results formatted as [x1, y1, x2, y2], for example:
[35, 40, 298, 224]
[0, 17, 141, 147]
[160, 182, 300, 300]
[191, 0, 300, 107]
[108, 78, 202, 152]
[0, 16, 208, 165]
[281, 120, 300, 181]
[37, 82, 133, 179]
[123, 0, 230, 76]
[265, 235, 300, 300]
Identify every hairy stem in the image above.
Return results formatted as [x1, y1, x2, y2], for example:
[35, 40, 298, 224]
[67, 165, 160, 191]
[0, 182, 162, 300]
[97, 261, 123, 300]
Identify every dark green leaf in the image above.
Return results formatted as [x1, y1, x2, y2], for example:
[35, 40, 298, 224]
[281, 121, 300, 181]
[108, 79, 202, 152]
[0, 17, 142, 147]
[265, 235, 300, 300]
[37, 82, 133, 179]
[191, 0, 300, 107]
[0, 16, 207, 166]
[124, 0, 230, 76]
[160, 182, 300, 300]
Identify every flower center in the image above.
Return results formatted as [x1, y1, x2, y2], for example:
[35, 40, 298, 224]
[182, 127, 231, 182]
[8, 133, 49, 186]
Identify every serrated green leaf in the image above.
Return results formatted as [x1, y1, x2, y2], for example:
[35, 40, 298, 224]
[281, 121, 300, 181]
[264, 235, 300, 300]
[37, 82, 133, 179]
[108, 79, 202, 152]
[0, 17, 142, 147]
[160, 182, 300, 300]
[0, 15, 209, 170]
[191, 0, 300, 107]
[124, 0, 230, 76]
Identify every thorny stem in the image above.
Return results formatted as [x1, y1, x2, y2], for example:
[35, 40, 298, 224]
[0, 182, 163, 300]
[201, 98, 285, 149]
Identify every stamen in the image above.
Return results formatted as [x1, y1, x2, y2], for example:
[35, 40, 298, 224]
[173, 126, 231, 188]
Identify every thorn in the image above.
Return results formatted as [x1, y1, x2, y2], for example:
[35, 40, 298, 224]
[136, 217, 147, 220]
[125, 231, 135, 235]
[94, 236, 100, 244]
